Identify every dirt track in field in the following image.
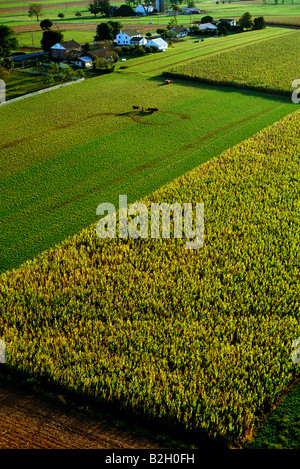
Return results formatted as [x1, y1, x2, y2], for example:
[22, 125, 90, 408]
[0, 380, 165, 449]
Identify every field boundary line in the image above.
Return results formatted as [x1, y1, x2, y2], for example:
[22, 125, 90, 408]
[0, 77, 85, 107]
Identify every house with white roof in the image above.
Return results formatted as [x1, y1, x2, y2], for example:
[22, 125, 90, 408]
[199, 22, 217, 31]
[146, 37, 168, 51]
[72, 55, 93, 68]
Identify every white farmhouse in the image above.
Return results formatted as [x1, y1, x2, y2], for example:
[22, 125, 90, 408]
[116, 29, 142, 45]
[146, 37, 168, 51]
[130, 36, 148, 46]
[216, 18, 236, 26]
[170, 25, 189, 38]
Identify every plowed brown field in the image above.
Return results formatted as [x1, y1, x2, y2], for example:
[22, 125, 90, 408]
[0, 380, 165, 449]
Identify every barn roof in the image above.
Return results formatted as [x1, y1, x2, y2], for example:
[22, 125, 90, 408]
[121, 29, 140, 37]
[51, 39, 81, 50]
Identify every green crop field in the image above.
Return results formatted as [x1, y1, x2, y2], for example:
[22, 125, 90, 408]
[0, 70, 295, 273]
[165, 31, 300, 95]
[1, 6, 300, 449]
[0, 109, 299, 447]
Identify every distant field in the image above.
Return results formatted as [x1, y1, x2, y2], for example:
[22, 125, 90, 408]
[124, 28, 294, 75]
[0, 108, 299, 448]
[165, 31, 300, 95]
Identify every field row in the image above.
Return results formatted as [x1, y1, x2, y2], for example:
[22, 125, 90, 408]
[164, 31, 300, 95]
[0, 108, 299, 447]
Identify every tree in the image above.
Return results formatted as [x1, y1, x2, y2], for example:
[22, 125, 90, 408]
[189, 25, 199, 33]
[201, 15, 213, 23]
[28, 4, 43, 21]
[171, 3, 182, 13]
[167, 17, 178, 29]
[40, 19, 53, 30]
[117, 4, 135, 16]
[238, 12, 254, 29]
[99, 0, 111, 16]
[75, 12, 82, 17]
[107, 20, 123, 38]
[58, 13, 65, 18]
[218, 19, 231, 31]
[187, 0, 196, 7]
[41, 29, 63, 52]
[218, 24, 228, 35]
[125, 0, 138, 6]
[253, 16, 266, 29]
[89, 1, 101, 16]
[94, 23, 114, 41]
[0, 24, 18, 58]
[89, 0, 111, 17]
[156, 28, 168, 37]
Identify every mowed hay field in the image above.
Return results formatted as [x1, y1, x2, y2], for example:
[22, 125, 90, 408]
[0, 109, 299, 447]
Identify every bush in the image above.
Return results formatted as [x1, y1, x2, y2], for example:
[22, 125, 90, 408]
[253, 16, 266, 30]
[121, 45, 130, 53]
[117, 4, 135, 17]
[58, 13, 65, 18]
[201, 15, 213, 24]
[75, 12, 82, 17]
[40, 19, 53, 30]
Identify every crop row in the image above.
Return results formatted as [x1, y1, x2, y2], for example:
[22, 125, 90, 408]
[0, 110, 299, 446]
[164, 31, 300, 96]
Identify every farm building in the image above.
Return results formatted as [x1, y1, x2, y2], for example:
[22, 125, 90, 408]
[116, 30, 142, 45]
[170, 25, 189, 38]
[50, 40, 81, 61]
[216, 18, 236, 26]
[135, 3, 155, 15]
[146, 37, 168, 51]
[199, 22, 217, 31]
[180, 6, 201, 14]
[130, 36, 148, 46]
[155, 0, 165, 12]
[71, 56, 93, 69]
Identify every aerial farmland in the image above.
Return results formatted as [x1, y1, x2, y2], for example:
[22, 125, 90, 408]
[0, 0, 299, 453]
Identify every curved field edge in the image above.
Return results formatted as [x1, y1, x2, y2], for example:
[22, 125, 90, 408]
[164, 31, 300, 97]
[0, 110, 299, 447]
